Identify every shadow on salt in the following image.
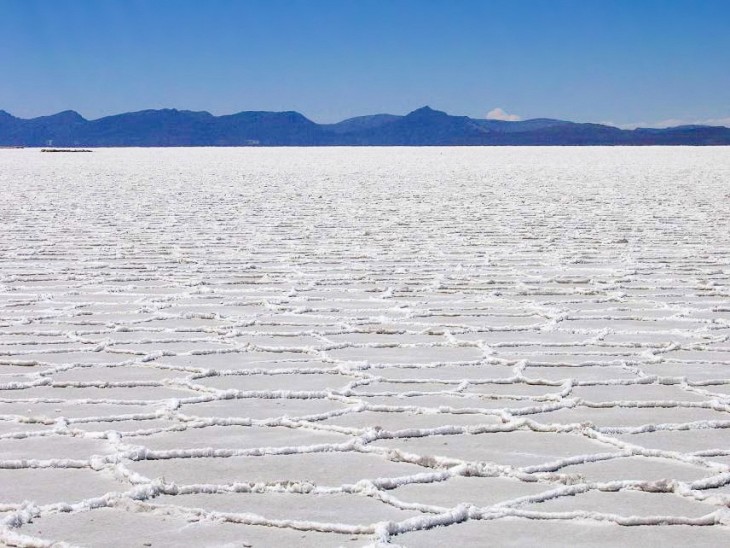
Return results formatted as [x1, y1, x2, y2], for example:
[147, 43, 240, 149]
[389, 475, 547, 508]
[128, 451, 426, 487]
[372, 430, 614, 468]
[193, 371, 358, 392]
[393, 516, 730, 548]
[558, 455, 712, 482]
[151, 490, 420, 527]
[156, 351, 320, 371]
[526, 488, 719, 518]
[0, 468, 128, 505]
[178, 396, 353, 421]
[133, 424, 349, 452]
[527, 405, 730, 429]
[325, 345, 483, 365]
[17, 508, 353, 548]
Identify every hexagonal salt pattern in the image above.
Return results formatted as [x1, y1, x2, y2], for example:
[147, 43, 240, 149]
[1, 147, 730, 546]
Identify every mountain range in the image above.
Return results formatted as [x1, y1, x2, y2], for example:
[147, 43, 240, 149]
[1, 106, 729, 147]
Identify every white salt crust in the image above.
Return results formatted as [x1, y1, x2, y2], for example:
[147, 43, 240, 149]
[1, 147, 730, 546]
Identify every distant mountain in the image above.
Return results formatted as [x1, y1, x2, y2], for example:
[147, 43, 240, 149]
[1, 106, 729, 146]
[214, 111, 330, 146]
[322, 114, 401, 134]
[336, 106, 490, 145]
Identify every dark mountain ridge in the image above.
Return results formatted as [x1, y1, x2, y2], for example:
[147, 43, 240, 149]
[1, 106, 728, 146]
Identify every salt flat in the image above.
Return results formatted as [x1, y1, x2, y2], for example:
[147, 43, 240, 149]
[0, 147, 729, 547]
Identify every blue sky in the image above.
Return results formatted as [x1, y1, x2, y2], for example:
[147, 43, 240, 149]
[1, 0, 728, 126]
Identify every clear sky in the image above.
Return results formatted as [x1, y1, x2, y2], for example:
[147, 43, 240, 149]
[1, 0, 728, 126]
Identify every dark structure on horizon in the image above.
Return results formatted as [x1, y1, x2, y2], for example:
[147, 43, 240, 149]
[1, 106, 729, 147]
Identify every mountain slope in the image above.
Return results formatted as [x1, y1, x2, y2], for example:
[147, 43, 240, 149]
[322, 114, 402, 134]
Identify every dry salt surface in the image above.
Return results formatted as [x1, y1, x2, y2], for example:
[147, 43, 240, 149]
[1, 146, 730, 547]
